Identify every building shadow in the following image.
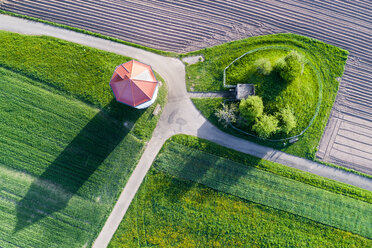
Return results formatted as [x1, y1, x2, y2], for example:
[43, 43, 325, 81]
[158, 122, 259, 203]
[14, 99, 144, 232]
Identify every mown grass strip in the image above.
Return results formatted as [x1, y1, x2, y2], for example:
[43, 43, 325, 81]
[0, 10, 177, 57]
[170, 135, 372, 203]
[153, 140, 372, 238]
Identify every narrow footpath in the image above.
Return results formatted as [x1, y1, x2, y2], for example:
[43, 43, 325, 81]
[0, 14, 371, 248]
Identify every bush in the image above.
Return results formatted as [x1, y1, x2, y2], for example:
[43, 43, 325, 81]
[255, 58, 272, 75]
[239, 96, 264, 123]
[215, 103, 237, 128]
[276, 50, 303, 83]
[252, 114, 279, 138]
[277, 107, 297, 134]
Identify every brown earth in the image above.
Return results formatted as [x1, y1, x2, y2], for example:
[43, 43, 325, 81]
[1, 0, 372, 174]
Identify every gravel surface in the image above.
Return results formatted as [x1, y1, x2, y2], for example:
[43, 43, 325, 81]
[1, 0, 371, 173]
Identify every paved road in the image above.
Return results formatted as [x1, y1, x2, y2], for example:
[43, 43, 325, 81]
[1, 14, 371, 248]
[3, 0, 371, 175]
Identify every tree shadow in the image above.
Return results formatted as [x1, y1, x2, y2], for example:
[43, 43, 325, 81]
[14, 99, 144, 232]
[252, 71, 287, 111]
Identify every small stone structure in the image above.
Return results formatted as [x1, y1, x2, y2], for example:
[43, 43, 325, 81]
[236, 84, 255, 100]
[181, 55, 204, 65]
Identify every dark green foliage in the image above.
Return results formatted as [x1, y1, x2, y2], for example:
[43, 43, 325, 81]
[224, 47, 317, 140]
[239, 95, 264, 123]
[255, 58, 273, 75]
[252, 114, 279, 138]
[277, 107, 297, 134]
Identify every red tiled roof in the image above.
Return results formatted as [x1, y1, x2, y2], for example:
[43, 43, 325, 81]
[109, 60, 158, 107]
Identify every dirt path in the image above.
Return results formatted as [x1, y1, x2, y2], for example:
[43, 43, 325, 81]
[2, 0, 371, 173]
[1, 13, 372, 248]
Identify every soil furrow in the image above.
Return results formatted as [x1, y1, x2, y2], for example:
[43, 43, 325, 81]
[5, 1, 204, 43]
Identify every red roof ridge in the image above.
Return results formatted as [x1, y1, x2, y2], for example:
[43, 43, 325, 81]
[131, 81, 151, 104]
[132, 79, 157, 98]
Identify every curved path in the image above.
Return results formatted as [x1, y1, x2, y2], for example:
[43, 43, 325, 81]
[0, 15, 371, 248]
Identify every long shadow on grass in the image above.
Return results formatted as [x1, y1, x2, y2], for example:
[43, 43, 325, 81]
[157, 131, 260, 203]
[14, 100, 145, 232]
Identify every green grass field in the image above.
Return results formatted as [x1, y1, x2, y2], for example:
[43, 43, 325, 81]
[0, 31, 167, 247]
[185, 33, 348, 159]
[109, 136, 372, 247]
[154, 141, 372, 238]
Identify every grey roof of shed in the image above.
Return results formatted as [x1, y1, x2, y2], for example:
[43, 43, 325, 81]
[236, 84, 255, 100]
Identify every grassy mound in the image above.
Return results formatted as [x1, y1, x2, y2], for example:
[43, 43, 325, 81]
[186, 33, 348, 159]
[0, 31, 167, 247]
[108, 136, 372, 247]
[226, 48, 319, 138]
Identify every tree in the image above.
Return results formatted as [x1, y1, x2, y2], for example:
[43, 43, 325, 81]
[252, 114, 279, 138]
[255, 58, 272, 75]
[277, 107, 296, 134]
[275, 50, 304, 83]
[215, 103, 237, 128]
[239, 96, 264, 123]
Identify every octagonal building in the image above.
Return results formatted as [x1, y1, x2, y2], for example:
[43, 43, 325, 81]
[109, 60, 158, 109]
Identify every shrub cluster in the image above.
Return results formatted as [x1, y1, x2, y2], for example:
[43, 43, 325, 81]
[239, 96, 264, 123]
[275, 50, 304, 83]
[252, 114, 279, 138]
[236, 96, 297, 139]
[277, 107, 297, 134]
